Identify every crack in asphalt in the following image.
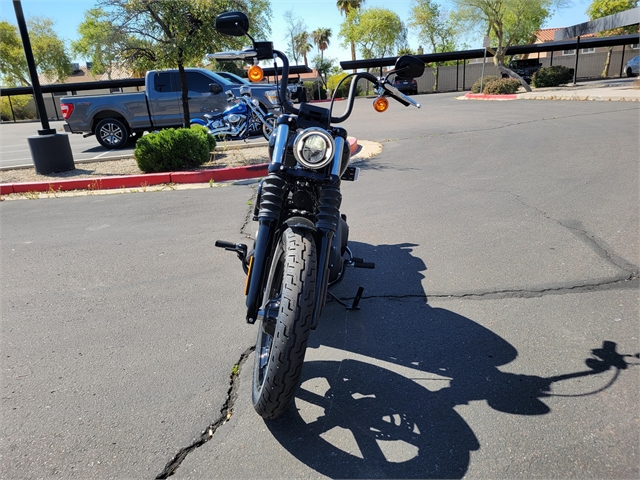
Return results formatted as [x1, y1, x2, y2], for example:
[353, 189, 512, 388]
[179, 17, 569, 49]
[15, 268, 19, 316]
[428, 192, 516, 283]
[331, 274, 638, 303]
[155, 346, 255, 479]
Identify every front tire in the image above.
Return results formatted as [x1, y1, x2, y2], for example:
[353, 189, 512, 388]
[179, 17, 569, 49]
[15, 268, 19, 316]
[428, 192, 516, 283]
[252, 227, 317, 419]
[95, 118, 129, 149]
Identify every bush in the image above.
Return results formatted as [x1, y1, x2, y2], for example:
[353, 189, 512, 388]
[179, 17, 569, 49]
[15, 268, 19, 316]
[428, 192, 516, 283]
[1, 95, 36, 121]
[482, 78, 521, 95]
[326, 72, 360, 98]
[531, 65, 574, 88]
[134, 126, 215, 173]
[303, 81, 327, 100]
[471, 76, 499, 93]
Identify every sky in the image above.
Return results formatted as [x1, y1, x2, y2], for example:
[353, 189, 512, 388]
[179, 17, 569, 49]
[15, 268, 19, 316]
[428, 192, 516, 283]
[0, 0, 593, 66]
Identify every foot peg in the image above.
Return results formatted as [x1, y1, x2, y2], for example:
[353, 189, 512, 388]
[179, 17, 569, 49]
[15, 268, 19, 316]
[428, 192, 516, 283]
[350, 258, 375, 269]
[215, 240, 249, 272]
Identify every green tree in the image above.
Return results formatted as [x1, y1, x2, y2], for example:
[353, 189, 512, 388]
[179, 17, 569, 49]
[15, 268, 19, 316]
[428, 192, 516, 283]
[295, 31, 313, 67]
[339, 7, 407, 60]
[586, 0, 639, 76]
[0, 17, 71, 86]
[410, 0, 462, 90]
[312, 54, 334, 85]
[337, 0, 366, 63]
[72, 8, 127, 79]
[99, 0, 272, 127]
[311, 27, 332, 60]
[452, 0, 567, 91]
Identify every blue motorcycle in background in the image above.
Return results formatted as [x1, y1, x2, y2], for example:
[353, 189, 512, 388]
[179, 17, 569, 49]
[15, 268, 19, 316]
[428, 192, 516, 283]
[190, 85, 277, 141]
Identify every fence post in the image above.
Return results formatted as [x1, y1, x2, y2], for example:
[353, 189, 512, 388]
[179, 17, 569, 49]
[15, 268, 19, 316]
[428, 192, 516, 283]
[463, 60, 466, 90]
[573, 36, 580, 85]
[8, 95, 16, 122]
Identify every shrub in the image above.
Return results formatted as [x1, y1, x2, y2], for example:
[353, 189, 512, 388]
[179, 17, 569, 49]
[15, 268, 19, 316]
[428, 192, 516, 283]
[134, 126, 215, 173]
[303, 81, 327, 100]
[326, 72, 360, 98]
[1, 95, 36, 121]
[482, 78, 521, 95]
[471, 76, 499, 93]
[531, 65, 574, 88]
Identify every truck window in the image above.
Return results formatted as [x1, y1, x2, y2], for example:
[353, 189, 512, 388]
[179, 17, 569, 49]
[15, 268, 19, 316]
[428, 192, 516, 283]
[153, 72, 174, 92]
[186, 72, 217, 93]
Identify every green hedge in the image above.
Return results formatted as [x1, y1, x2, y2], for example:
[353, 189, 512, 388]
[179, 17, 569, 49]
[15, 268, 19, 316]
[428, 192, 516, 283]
[471, 76, 499, 93]
[483, 78, 521, 94]
[134, 126, 215, 173]
[531, 65, 574, 88]
[303, 81, 327, 100]
[471, 76, 520, 94]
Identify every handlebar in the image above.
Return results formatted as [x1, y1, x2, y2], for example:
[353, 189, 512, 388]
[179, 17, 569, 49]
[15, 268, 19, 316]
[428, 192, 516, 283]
[208, 49, 421, 125]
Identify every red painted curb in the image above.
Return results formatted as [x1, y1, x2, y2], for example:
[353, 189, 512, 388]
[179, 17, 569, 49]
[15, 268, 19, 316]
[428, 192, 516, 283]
[1, 138, 360, 194]
[464, 92, 517, 100]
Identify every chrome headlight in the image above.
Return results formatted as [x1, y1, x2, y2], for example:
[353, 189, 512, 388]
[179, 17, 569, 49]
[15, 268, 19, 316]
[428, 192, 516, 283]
[293, 127, 335, 170]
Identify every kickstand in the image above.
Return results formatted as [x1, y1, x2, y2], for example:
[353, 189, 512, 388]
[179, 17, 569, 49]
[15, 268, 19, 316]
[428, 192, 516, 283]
[327, 287, 364, 311]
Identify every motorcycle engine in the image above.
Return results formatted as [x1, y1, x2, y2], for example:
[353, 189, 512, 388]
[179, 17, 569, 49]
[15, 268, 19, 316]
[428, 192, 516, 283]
[226, 114, 245, 125]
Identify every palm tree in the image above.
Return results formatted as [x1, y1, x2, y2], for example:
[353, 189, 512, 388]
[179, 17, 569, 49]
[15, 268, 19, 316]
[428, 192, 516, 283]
[311, 27, 332, 61]
[295, 31, 313, 67]
[336, 0, 365, 62]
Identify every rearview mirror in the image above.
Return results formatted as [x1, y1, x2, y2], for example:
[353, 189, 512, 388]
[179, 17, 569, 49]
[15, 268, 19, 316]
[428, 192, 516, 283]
[393, 56, 425, 80]
[215, 12, 250, 37]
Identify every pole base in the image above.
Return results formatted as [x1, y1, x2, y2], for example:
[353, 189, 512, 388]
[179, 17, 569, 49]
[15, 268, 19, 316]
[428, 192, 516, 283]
[27, 133, 75, 175]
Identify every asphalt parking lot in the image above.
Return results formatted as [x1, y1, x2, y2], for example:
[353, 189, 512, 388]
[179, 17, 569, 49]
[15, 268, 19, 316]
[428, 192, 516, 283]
[1, 94, 638, 478]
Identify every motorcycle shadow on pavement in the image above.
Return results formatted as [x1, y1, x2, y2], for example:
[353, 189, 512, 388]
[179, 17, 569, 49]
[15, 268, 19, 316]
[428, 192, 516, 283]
[265, 241, 635, 479]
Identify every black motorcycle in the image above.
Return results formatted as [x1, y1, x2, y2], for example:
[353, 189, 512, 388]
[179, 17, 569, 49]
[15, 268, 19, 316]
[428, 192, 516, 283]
[213, 11, 424, 419]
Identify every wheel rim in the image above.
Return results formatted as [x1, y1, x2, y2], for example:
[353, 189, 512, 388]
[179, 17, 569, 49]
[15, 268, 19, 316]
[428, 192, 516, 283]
[262, 117, 276, 138]
[248, 113, 261, 132]
[99, 123, 123, 146]
[255, 247, 285, 391]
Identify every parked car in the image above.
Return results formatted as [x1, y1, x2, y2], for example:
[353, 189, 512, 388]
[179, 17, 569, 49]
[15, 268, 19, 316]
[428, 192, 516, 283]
[393, 77, 418, 95]
[625, 55, 639, 77]
[60, 69, 281, 149]
[503, 59, 542, 83]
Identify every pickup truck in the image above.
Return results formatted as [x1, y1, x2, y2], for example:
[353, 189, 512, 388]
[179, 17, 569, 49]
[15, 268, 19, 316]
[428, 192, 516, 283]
[60, 68, 281, 149]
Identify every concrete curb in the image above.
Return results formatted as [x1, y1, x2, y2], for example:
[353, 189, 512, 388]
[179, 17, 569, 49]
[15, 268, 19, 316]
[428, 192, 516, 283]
[461, 92, 517, 101]
[0, 137, 359, 195]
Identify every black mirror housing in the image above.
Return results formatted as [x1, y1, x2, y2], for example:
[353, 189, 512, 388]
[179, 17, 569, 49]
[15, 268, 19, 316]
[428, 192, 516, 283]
[215, 12, 250, 37]
[209, 83, 223, 94]
[394, 56, 425, 80]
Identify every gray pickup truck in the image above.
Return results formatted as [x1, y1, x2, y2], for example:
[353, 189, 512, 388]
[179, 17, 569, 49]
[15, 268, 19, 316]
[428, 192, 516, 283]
[60, 68, 281, 149]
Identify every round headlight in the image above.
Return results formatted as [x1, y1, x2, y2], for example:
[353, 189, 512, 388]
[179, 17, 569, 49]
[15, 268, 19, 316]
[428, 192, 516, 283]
[293, 128, 335, 170]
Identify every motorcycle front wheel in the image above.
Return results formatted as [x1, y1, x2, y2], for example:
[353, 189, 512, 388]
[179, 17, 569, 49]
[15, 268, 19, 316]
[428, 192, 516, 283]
[252, 227, 317, 419]
[262, 116, 277, 140]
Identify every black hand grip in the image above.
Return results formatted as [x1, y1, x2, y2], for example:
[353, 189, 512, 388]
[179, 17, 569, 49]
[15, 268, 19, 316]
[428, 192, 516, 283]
[215, 240, 237, 249]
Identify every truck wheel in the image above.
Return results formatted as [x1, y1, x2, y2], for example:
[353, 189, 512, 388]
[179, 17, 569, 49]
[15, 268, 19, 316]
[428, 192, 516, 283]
[95, 118, 129, 149]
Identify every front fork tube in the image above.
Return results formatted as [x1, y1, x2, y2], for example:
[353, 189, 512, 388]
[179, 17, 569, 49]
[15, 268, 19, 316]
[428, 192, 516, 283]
[312, 136, 345, 328]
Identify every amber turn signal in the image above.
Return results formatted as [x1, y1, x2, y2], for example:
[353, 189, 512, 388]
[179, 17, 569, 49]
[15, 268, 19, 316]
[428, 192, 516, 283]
[248, 65, 264, 82]
[373, 96, 389, 112]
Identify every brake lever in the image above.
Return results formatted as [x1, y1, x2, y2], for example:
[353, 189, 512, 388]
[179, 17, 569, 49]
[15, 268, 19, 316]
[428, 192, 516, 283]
[383, 83, 421, 108]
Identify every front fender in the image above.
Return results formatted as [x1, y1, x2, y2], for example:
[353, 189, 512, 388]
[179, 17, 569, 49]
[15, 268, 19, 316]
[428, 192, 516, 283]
[190, 118, 207, 127]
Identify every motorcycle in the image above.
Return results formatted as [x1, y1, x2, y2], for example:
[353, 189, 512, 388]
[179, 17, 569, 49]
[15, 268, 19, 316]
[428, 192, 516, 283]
[213, 11, 424, 419]
[190, 85, 276, 141]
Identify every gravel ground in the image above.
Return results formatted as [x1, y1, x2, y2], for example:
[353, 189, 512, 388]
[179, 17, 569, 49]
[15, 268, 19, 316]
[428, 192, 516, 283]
[0, 146, 271, 184]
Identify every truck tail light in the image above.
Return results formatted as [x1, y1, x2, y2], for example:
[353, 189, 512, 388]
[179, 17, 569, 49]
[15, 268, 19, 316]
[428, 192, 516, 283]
[60, 103, 74, 120]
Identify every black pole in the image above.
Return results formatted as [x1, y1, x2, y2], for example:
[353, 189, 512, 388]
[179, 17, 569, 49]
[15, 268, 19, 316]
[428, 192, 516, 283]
[51, 92, 60, 120]
[8, 95, 16, 122]
[619, 45, 626, 77]
[573, 36, 580, 85]
[456, 59, 459, 91]
[12, 0, 55, 135]
[550, 50, 554, 66]
[463, 60, 466, 90]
